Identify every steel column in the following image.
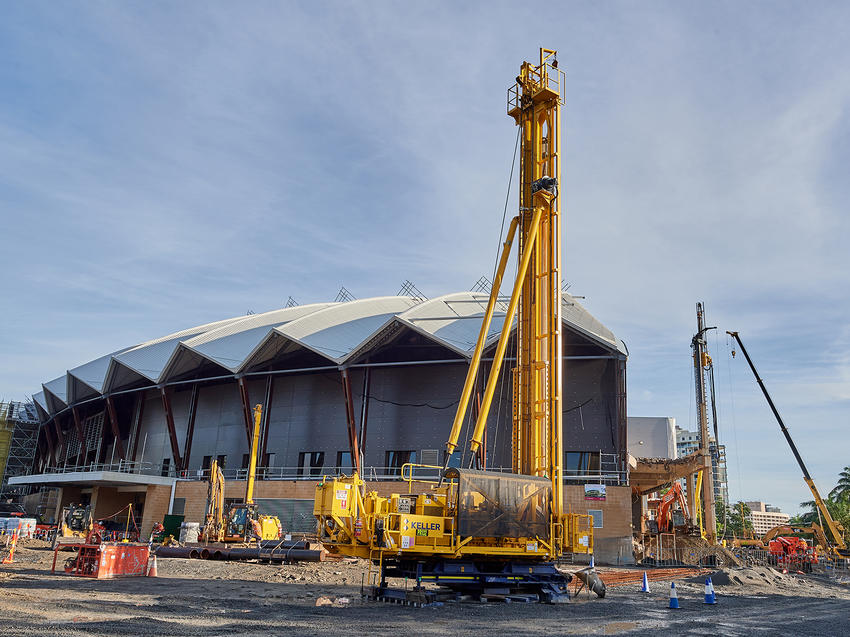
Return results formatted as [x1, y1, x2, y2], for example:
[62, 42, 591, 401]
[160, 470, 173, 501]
[182, 384, 199, 473]
[616, 358, 628, 472]
[340, 369, 362, 475]
[260, 375, 274, 468]
[237, 377, 254, 445]
[105, 396, 127, 460]
[358, 367, 370, 470]
[53, 418, 65, 463]
[129, 392, 146, 463]
[43, 425, 56, 466]
[71, 407, 88, 466]
[159, 387, 182, 470]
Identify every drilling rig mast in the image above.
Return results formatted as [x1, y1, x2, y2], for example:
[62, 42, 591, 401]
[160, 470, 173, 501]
[314, 49, 592, 603]
[692, 303, 717, 542]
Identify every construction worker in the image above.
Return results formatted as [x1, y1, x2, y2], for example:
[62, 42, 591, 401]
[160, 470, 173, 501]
[250, 518, 262, 542]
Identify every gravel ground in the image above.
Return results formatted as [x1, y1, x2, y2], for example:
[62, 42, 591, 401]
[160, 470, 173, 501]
[2, 540, 849, 636]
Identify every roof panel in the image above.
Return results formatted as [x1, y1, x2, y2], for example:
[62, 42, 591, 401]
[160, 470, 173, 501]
[400, 292, 509, 354]
[43, 375, 68, 405]
[181, 303, 336, 372]
[112, 315, 247, 382]
[561, 296, 624, 354]
[32, 391, 48, 413]
[278, 296, 422, 363]
[36, 292, 625, 404]
[113, 337, 189, 381]
[68, 349, 127, 394]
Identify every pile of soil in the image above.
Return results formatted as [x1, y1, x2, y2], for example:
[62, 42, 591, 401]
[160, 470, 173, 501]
[687, 565, 850, 598]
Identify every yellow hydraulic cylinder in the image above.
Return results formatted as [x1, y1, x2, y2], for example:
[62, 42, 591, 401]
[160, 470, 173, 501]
[445, 215, 519, 463]
[245, 404, 262, 505]
[469, 205, 544, 454]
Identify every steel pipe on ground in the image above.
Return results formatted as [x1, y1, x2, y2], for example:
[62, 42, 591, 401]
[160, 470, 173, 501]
[224, 547, 325, 563]
[258, 540, 313, 551]
[153, 546, 196, 559]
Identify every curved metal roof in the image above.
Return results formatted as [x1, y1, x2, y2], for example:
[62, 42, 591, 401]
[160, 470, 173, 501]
[35, 292, 625, 416]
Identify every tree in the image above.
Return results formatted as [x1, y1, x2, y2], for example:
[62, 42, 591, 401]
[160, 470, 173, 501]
[715, 500, 730, 537]
[720, 501, 752, 538]
[828, 466, 850, 503]
[797, 495, 850, 545]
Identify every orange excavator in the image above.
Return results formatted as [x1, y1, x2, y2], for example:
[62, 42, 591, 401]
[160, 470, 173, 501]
[654, 483, 692, 534]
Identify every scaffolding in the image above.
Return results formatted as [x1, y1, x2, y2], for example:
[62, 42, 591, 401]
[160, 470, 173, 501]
[0, 401, 40, 498]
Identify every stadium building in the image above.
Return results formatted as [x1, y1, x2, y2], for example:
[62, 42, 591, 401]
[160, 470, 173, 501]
[13, 291, 633, 561]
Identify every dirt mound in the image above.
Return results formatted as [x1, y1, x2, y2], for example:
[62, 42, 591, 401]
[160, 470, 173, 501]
[688, 565, 816, 594]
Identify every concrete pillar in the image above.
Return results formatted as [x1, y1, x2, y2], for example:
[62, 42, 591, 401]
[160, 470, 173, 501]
[52, 487, 64, 527]
[140, 484, 174, 539]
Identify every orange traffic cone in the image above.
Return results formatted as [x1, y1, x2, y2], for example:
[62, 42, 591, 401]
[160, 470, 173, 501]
[147, 555, 158, 577]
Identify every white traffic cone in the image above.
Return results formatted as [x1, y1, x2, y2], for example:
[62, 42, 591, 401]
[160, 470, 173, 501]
[703, 577, 717, 604]
[147, 555, 158, 577]
[668, 582, 679, 609]
[640, 571, 651, 593]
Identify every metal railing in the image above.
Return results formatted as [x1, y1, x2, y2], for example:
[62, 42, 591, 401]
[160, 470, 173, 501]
[639, 535, 727, 568]
[38, 459, 627, 486]
[41, 461, 170, 476]
[507, 57, 566, 114]
[730, 547, 850, 578]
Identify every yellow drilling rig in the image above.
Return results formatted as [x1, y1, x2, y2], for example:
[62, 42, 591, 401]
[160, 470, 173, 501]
[314, 48, 594, 603]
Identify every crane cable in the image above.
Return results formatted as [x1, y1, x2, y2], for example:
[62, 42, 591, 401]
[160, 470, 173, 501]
[486, 126, 522, 468]
[725, 332, 744, 504]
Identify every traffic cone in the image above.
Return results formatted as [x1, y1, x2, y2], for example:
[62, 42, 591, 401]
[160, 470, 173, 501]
[704, 577, 717, 604]
[668, 582, 679, 609]
[640, 571, 651, 593]
[147, 555, 158, 577]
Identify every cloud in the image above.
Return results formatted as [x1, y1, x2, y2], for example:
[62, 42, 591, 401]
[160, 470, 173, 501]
[1, 2, 849, 514]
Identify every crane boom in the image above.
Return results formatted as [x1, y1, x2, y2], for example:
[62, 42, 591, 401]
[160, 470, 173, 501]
[727, 331, 847, 554]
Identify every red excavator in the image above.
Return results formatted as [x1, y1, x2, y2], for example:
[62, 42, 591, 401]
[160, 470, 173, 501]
[654, 482, 693, 534]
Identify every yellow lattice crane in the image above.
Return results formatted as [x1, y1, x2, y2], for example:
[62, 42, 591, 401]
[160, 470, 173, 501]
[314, 49, 593, 603]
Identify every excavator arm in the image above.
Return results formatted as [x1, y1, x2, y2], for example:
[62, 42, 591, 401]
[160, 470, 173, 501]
[656, 482, 690, 533]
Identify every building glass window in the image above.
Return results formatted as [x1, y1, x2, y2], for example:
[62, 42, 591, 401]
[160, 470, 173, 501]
[385, 450, 416, 476]
[445, 450, 463, 469]
[564, 451, 601, 475]
[171, 497, 186, 516]
[298, 451, 325, 476]
[336, 451, 352, 473]
[588, 509, 603, 528]
[217, 454, 227, 470]
[161, 458, 171, 477]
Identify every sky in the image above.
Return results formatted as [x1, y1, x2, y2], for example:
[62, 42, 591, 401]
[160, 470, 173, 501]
[1, 1, 848, 516]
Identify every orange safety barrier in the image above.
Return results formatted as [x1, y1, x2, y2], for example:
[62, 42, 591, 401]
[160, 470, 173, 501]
[52, 542, 150, 578]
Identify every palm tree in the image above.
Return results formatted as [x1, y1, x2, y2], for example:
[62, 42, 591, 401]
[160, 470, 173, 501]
[798, 499, 818, 526]
[797, 495, 850, 544]
[828, 466, 850, 502]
